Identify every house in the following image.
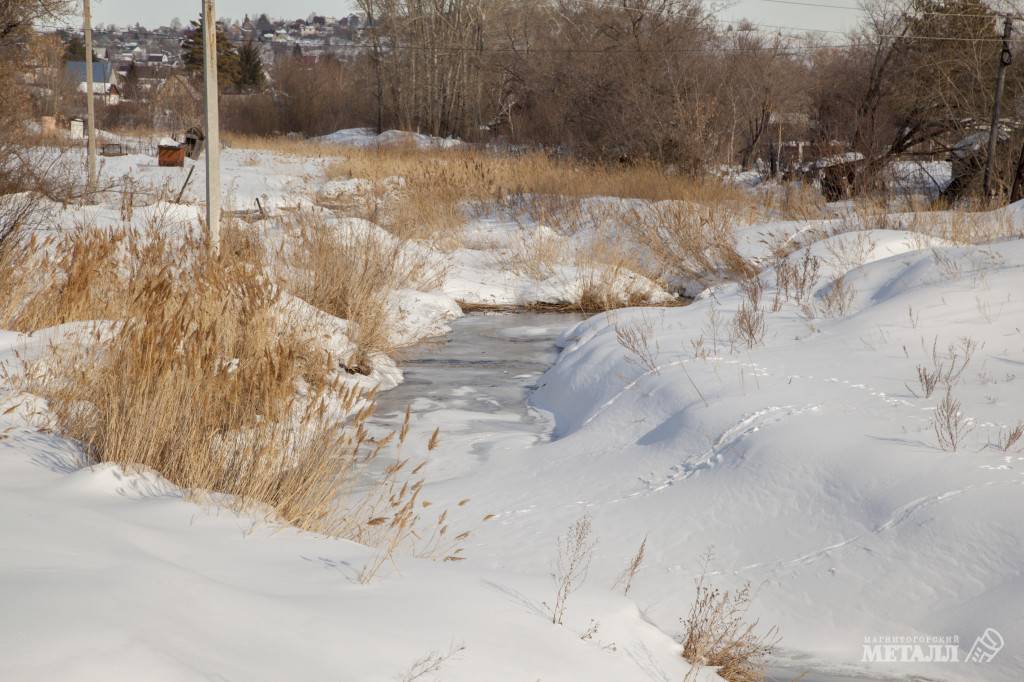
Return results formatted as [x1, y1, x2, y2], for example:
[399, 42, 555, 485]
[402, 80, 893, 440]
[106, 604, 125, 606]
[64, 61, 124, 104]
[241, 16, 257, 41]
[76, 81, 121, 105]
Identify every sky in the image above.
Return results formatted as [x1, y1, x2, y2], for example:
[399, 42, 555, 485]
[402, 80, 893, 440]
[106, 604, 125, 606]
[85, 0, 861, 35]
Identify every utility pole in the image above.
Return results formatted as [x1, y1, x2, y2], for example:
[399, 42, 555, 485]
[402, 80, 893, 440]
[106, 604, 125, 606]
[83, 0, 97, 196]
[983, 14, 1013, 199]
[203, 0, 221, 255]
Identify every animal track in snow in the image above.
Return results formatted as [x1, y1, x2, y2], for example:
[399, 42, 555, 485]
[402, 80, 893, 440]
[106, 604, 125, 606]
[691, 479, 1024, 578]
[636, 403, 822, 494]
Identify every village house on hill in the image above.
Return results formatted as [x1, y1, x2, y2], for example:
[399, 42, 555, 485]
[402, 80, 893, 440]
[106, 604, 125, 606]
[64, 61, 123, 105]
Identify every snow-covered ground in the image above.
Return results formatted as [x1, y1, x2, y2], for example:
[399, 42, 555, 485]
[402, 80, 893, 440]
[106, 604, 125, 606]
[318, 127, 465, 149]
[382, 229, 1024, 681]
[2, 141, 1023, 680]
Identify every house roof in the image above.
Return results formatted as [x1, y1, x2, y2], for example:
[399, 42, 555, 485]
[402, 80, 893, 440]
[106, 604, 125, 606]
[65, 61, 114, 84]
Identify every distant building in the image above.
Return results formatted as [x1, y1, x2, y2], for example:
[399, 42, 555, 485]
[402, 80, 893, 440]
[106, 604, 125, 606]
[64, 61, 124, 104]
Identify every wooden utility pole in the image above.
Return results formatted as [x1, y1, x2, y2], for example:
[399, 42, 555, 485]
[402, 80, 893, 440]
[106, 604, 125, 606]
[983, 15, 1013, 199]
[83, 0, 97, 195]
[202, 0, 221, 255]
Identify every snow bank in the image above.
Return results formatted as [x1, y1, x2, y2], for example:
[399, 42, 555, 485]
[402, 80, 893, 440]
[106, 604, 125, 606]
[318, 127, 464, 149]
[509, 233, 1024, 681]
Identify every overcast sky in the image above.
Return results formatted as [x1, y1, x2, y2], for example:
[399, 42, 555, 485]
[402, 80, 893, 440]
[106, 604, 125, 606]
[84, 0, 860, 35]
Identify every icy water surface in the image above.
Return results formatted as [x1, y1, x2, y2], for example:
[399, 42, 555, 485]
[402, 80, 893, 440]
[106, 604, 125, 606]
[371, 311, 585, 478]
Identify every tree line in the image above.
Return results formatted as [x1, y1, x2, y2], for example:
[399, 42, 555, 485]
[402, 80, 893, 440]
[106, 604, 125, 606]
[215, 0, 1024, 195]
[7, 0, 1024, 199]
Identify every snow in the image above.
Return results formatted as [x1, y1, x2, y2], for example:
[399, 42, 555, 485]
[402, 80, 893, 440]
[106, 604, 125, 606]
[318, 127, 465, 149]
[0, 409, 699, 681]
[4, 141, 1024, 680]
[370, 224, 1024, 681]
[515, 233, 1024, 681]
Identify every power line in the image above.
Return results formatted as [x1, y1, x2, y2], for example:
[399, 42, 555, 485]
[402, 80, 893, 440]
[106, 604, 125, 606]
[761, 0, 1018, 19]
[715, 16, 1018, 41]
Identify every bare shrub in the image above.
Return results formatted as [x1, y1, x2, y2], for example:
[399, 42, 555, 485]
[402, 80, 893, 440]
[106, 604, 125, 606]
[0, 192, 42, 247]
[397, 641, 466, 682]
[914, 363, 942, 399]
[817, 275, 856, 318]
[731, 278, 766, 350]
[992, 421, 1024, 452]
[681, 570, 780, 682]
[612, 535, 647, 597]
[614, 314, 660, 373]
[772, 249, 820, 311]
[944, 337, 980, 385]
[909, 336, 981, 398]
[550, 515, 596, 625]
[933, 388, 974, 452]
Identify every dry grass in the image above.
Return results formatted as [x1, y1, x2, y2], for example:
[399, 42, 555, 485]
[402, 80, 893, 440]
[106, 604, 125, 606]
[491, 227, 566, 281]
[223, 132, 355, 159]
[623, 202, 755, 290]
[682, 560, 780, 682]
[908, 336, 980, 399]
[549, 515, 596, 625]
[612, 535, 648, 596]
[902, 204, 1021, 245]
[933, 387, 973, 452]
[236, 137, 767, 258]
[817, 275, 856, 318]
[20, 228, 357, 533]
[992, 421, 1024, 452]
[274, 209, 446, 372]
[614, 313, 660, 373]
[764, 181, 827, 221]
[231, 135, 793, 303]
[771, 249, 820, 311]
[0, 224, 167, 331]
[575, 269, 654, 312]
[731, 278, 767, 350]
[2, 218, 473, 560]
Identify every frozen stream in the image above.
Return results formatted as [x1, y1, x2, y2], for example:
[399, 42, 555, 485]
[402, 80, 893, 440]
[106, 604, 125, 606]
[373, 311, 905, 682]
[372, 312, 585, 475]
